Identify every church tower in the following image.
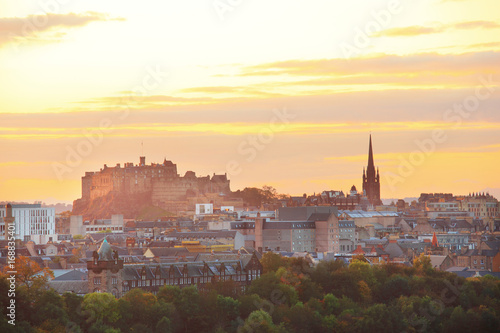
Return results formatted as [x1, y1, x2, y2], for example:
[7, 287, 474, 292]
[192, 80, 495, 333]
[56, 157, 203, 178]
[362, 135, 382, 206]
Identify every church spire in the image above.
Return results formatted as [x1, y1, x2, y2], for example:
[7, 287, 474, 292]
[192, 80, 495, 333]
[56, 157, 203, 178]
[366, 134, 375, 178]
[362, 134, 381, 207]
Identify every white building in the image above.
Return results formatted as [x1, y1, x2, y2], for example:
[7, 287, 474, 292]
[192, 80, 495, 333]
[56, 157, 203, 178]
[0, 204, 56, 243]
[70, 215, 124, 235]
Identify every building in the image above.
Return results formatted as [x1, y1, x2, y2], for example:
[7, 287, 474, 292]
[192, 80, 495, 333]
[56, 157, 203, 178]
[459, 193, 499, 219]
[418, 233, 472, 250]
[73, 156, 232, 218]
[87, 239, 263, 297]
[230, 208, 356, 254]
[167, 230, 245, 251]
[362, 135, 382, 206]
[70, 215, 124, 236]
[0, 203, 56, 243]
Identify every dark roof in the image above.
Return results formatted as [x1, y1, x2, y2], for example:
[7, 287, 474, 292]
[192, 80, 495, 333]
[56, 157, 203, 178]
[120, 257, 256, 281]
[53, 269, 87, 281]
[47, 262, 63, 269]
[147, 241, 175, 248]
[449, 270, 500, 279]
[307, 213, 333, 222]
[278, 207, 338, 221]
[484, 240, 500, 250]
[384, 243, 405, 259]
[49, 281, 88, 295]
[89, 233, 131, 243]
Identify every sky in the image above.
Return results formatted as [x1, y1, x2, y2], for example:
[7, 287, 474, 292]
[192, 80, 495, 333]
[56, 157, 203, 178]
[1, 0, 499, 204]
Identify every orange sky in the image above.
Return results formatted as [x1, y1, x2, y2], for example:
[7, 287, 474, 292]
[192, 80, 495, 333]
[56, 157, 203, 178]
[1, 0, 499, 204]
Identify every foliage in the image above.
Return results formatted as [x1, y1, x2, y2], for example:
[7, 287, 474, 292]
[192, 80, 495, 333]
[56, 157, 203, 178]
[2, 253, 500, 333]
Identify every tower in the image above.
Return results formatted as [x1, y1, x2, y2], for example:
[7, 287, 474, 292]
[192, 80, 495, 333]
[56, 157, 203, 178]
[2, 203, 15, 240]
[362, 135, 382, 206]
[87, 238, 124, 297]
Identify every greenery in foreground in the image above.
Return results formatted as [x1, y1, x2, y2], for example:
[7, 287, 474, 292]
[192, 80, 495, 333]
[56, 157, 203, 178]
[1, 253, 500, 333]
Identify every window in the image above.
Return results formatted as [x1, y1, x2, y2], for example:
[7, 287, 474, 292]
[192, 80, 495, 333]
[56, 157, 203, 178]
[94, 277, 101, 285]
[112, 277, 117, 285]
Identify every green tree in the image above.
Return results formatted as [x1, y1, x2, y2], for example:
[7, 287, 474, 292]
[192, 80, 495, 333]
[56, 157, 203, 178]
[155, 316, 172, 333]
[247, 273, 298, 307]
[242, 310, 278, 333]
[261, 252, 289, 274]
[81, 292, 120, 329]
[118, 288, 157, 330]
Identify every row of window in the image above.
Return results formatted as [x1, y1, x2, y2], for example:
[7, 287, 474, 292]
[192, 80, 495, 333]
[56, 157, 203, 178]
[121, 272, 260, 293]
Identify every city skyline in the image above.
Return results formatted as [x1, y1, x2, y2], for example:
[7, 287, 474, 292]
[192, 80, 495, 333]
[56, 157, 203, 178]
[1, 0, 500, 204]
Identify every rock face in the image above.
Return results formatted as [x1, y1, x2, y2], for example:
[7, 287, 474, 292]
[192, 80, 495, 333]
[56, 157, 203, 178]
[72, 191, 153, 220]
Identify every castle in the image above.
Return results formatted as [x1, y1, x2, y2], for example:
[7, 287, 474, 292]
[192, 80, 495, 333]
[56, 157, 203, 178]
[73, 157, 233, 218]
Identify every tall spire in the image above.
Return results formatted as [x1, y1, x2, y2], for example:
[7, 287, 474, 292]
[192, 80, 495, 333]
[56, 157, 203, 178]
[362, 134, 381, 207]
[366, 134, 375, 178]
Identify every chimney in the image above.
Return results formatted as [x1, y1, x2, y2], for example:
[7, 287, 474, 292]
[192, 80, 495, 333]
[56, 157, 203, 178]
[60, 257, 67, 269]
[140, 156, 146, 166]
[26, 241, 37, 257]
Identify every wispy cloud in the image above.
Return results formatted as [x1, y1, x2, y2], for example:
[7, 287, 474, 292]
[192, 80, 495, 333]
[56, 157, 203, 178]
[238, 51, 500, 77]
[0, 12, 125, 47]
[374, 20, 500, 37]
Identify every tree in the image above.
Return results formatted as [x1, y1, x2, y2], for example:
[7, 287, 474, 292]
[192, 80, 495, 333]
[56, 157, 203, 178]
[215, 295, 241, 328]
[118, 288, 157, 330]
[155, 316, 172, 333]
[261, 185, 278, 204]
[63, 292, 85, 328]
[242, 310, 278, 333]
[323, 294, 341, 316]
[81, 293, 120, 329]
[2, 256, 54, 293]
[247, 273, 298, 307]
[261, 252, 289, 274]
[157, 285, 181, 304]
[414, 254, 433, 275]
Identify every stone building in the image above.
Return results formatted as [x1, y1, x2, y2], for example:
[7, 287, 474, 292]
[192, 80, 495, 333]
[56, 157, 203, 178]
[87, 238, 263, 297]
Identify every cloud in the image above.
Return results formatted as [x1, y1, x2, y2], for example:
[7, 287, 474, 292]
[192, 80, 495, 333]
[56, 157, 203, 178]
[374, 20, 500, 37]
[0, 12, 125, 47]
[238, 51, 500, 76]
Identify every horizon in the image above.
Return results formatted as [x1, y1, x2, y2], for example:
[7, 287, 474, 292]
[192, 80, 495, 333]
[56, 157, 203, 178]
[1, 0, 499, 205]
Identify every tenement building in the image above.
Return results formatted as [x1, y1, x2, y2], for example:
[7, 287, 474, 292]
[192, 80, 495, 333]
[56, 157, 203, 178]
[88, 239, 263, 297]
